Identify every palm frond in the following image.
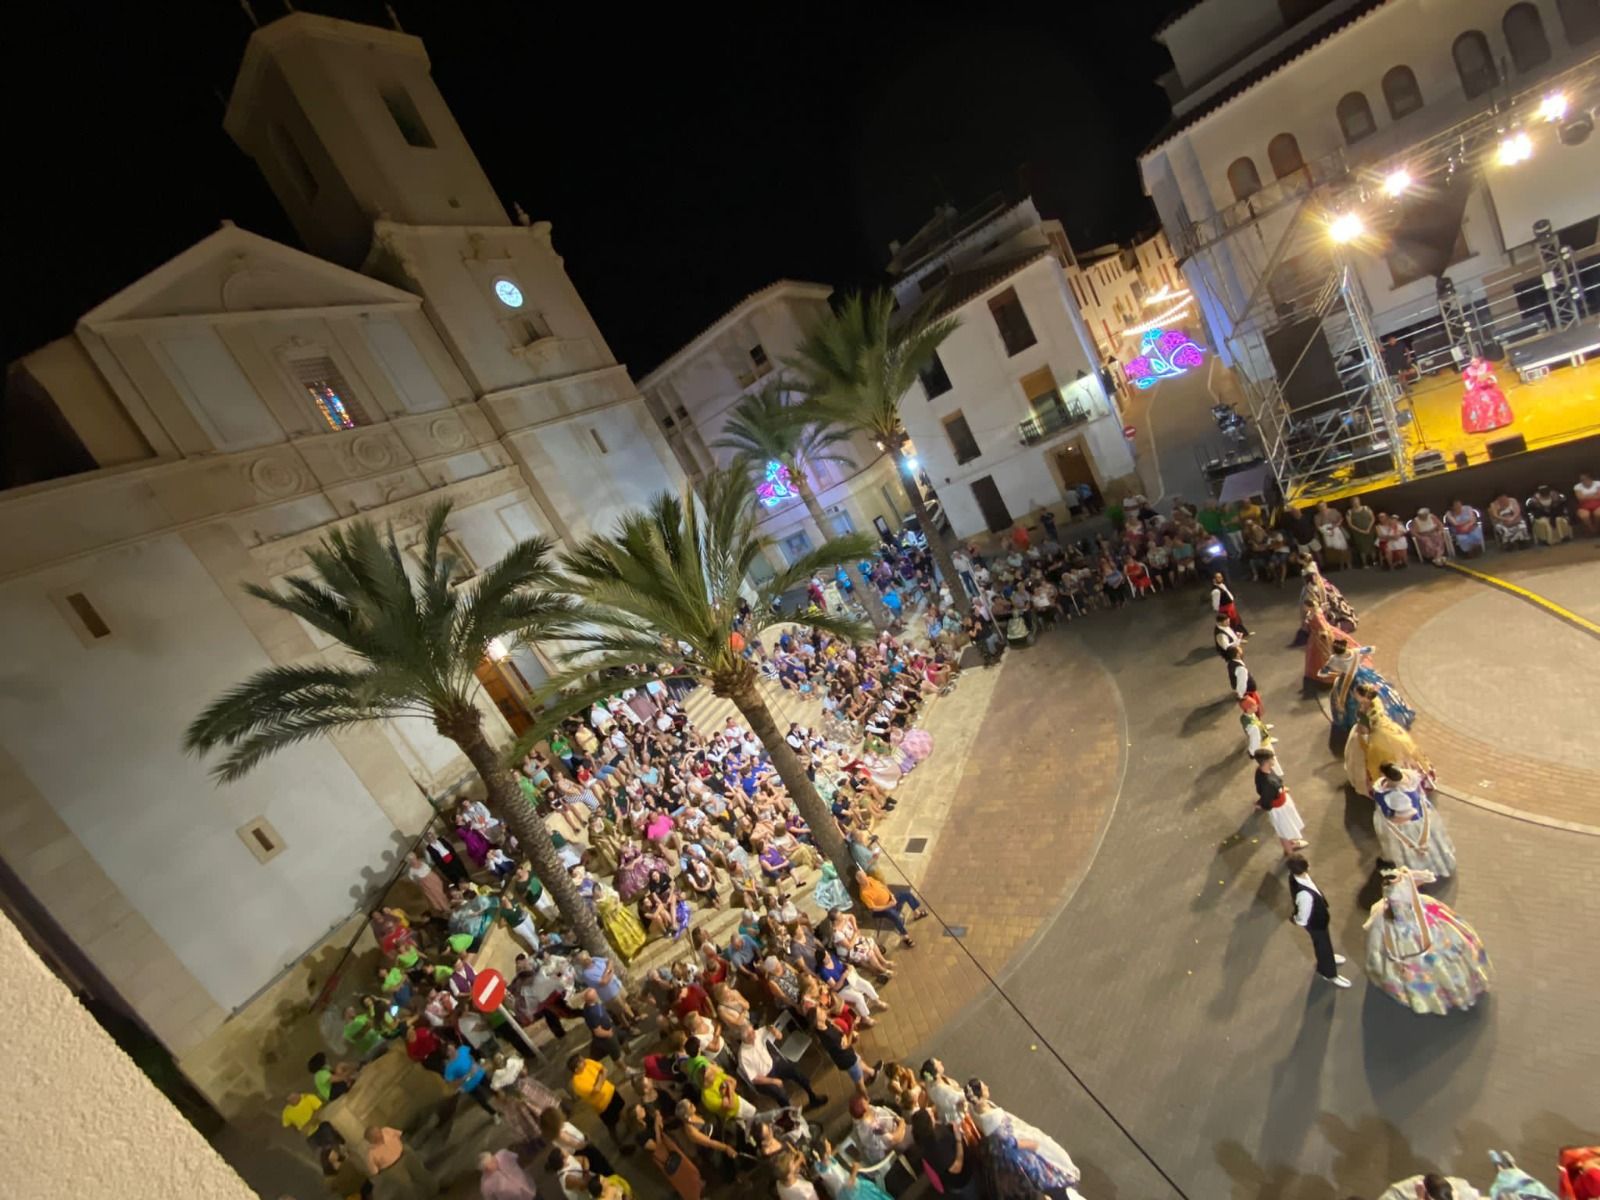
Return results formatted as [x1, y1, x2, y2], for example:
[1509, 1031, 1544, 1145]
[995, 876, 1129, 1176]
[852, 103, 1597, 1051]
[203, 710, 399, 784]
[184, 663, 417, 755]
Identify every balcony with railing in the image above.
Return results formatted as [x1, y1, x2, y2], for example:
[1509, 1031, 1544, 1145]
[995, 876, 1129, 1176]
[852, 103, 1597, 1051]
[1017, 391, 1100, 446]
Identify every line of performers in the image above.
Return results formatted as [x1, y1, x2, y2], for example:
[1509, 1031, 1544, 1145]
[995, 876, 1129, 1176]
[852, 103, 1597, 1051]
[1211, 565, 1492, 1016]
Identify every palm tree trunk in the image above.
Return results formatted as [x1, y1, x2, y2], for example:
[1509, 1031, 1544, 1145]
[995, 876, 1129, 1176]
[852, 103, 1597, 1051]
[796, 475, 885, 630]
[728, 677, 855, 885]
[892, 445, 971, 617]
[446, 714, 617, 973]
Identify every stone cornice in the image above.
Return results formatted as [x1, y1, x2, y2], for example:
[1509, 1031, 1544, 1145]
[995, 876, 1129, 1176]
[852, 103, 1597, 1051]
[248, 465, 524, 577]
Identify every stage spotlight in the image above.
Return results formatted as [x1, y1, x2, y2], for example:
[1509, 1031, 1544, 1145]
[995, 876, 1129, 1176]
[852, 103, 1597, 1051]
[1329, 212, 1365, 244]
[1496, 131, 1533, 166]
[1381, 168, 1412, 198]
[1538, 92, 1567, 122]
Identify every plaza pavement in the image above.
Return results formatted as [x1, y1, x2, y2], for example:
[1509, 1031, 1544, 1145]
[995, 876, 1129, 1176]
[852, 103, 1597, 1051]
[859, 548, 1598, 1198]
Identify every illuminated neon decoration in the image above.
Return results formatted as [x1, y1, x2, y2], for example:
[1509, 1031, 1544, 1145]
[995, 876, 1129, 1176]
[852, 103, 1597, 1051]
[1123, 328, 1206, 390]
[756, 459, 798, 507]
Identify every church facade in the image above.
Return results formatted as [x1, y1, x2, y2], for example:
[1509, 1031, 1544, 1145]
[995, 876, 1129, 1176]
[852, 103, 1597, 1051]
[0, 13, 681, 1112]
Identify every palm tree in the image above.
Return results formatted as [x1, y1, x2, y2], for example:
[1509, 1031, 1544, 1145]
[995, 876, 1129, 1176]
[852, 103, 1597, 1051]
[712, 378, 883, 627]
[531, 467, 876, 884]
[789, 289, 970, 616]
[183, 503, 615, 965]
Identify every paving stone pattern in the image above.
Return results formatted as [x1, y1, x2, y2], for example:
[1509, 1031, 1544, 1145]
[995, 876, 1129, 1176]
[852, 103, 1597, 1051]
[891, 566, 1597, 1199]
[854, 639, 1124, 1064]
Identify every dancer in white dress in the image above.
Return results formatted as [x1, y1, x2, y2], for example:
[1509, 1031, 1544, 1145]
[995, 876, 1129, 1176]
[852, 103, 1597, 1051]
[1371, 763, 1456, 879]
[1363, 865, 1490, 1015]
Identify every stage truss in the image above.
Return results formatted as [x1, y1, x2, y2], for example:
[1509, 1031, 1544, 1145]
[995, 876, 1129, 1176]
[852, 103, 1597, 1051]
[1179, 53, 1600, 503]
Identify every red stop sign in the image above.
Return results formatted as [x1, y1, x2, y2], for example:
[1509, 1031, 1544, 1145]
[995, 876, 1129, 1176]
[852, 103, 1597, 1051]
[470, 968, 507, 1013]
[1122, 424, 1137, 439]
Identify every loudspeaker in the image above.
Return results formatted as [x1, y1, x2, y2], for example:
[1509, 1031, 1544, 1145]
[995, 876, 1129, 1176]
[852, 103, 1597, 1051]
[1413, 449, 1448, 475]
[1486, 434, 1527, 460]
[1453, 451, 1470, 469]
[1264, 318, 1343, 416]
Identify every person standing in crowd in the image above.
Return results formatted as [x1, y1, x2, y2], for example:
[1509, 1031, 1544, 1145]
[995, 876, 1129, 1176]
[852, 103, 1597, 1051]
[1288, 855, 1351, 989]
[478, 1149, 538, 1200]
[567, 1052, 629, 1145]
[1254, 748, 1309, 858]
[363, 1124, 438, 1196]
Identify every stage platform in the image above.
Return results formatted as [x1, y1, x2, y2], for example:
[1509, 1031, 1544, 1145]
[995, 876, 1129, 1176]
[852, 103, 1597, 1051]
[1289, 355, 1600, 504]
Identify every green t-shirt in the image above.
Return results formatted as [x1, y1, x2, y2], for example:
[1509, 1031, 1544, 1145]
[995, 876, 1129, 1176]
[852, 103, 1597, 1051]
[342, 1015, 383, 1055]
[1197, 507, 1226, 534]
[312, 1067, 333, 1101]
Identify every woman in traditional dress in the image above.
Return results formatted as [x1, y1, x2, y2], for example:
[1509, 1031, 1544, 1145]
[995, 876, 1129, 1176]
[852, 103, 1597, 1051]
[1460, 356, 1513, 433]
[966, 1079, 1084, 1200]
[1371, 762, 1455, 877]
[614, 842, 670, 903]
[1342, 688, 1435, 796]
[1299, 558, 1358, 631]
[1302, 600, 1343, 686]
[1320, 640, 1415, 734]
[1346, 496, 1378, 568]
[812, 861, 853, 914]
[593, 876, 647, 961]
[1375, 512, 1411, 568]
[1362, 864, 1490, 1015]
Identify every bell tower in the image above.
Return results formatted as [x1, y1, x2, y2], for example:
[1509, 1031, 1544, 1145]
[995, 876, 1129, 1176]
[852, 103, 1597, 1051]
[224, 13, 508, 269]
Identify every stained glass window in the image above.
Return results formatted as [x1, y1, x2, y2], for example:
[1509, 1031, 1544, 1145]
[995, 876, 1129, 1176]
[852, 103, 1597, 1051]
[289, 355, 368, 432]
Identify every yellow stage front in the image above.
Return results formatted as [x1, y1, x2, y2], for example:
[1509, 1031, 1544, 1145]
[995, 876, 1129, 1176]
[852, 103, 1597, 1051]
[1290, 356, 1600, 503]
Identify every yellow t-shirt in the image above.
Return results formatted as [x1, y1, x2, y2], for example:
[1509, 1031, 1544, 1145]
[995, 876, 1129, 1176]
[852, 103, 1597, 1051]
[571, 1058, 615, 1112]
[281, 1093, 323, 1132]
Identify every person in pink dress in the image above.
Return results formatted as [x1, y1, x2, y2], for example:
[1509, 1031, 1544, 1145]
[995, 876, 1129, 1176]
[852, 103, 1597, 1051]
[1460, 357, 1513, 433]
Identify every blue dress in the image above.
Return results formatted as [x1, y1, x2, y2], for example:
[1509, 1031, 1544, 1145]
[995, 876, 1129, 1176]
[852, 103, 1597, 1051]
[981, 1113, 1072, 1199]
[1328, 652, 1415, 733]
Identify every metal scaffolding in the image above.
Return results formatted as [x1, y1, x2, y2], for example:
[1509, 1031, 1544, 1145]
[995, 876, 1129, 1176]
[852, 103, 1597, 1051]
[1176, 53, 1600, 502]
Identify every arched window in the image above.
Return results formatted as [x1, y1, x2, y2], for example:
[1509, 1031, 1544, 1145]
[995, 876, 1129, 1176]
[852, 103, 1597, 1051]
[1557, 0, 1600, 45]
[1503, 4, 1552, 70]
[1227, 156, 1263, 201]
[1336, 91, 1377, 143]
[1453, 30, 1498, 98]
[1382, 65, 1424, 118]
[1267, 132, 1305, 179]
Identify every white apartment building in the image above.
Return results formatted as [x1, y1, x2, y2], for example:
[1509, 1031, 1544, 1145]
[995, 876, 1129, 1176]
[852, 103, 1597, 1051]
[1060, 230, 1186, 389]
[638, 281, 906, 570]
[0, 13, 682, 1115]
[1139, 0, 1600, 360]
[890, 199, 1141, 539]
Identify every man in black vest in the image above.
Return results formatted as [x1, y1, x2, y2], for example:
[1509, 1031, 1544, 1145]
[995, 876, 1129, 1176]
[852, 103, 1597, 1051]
[1287, 855, 1351, 988]
[1223, 645, 1262, 715]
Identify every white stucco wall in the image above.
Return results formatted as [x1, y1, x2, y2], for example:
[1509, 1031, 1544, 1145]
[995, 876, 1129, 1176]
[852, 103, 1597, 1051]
[0, 906, 255, 1200]
[901, 257, 1137, 538]
[0, 534, 402, 1012]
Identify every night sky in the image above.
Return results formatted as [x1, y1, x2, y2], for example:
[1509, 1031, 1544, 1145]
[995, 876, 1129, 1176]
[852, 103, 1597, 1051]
[2, 1, 1180, 375]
